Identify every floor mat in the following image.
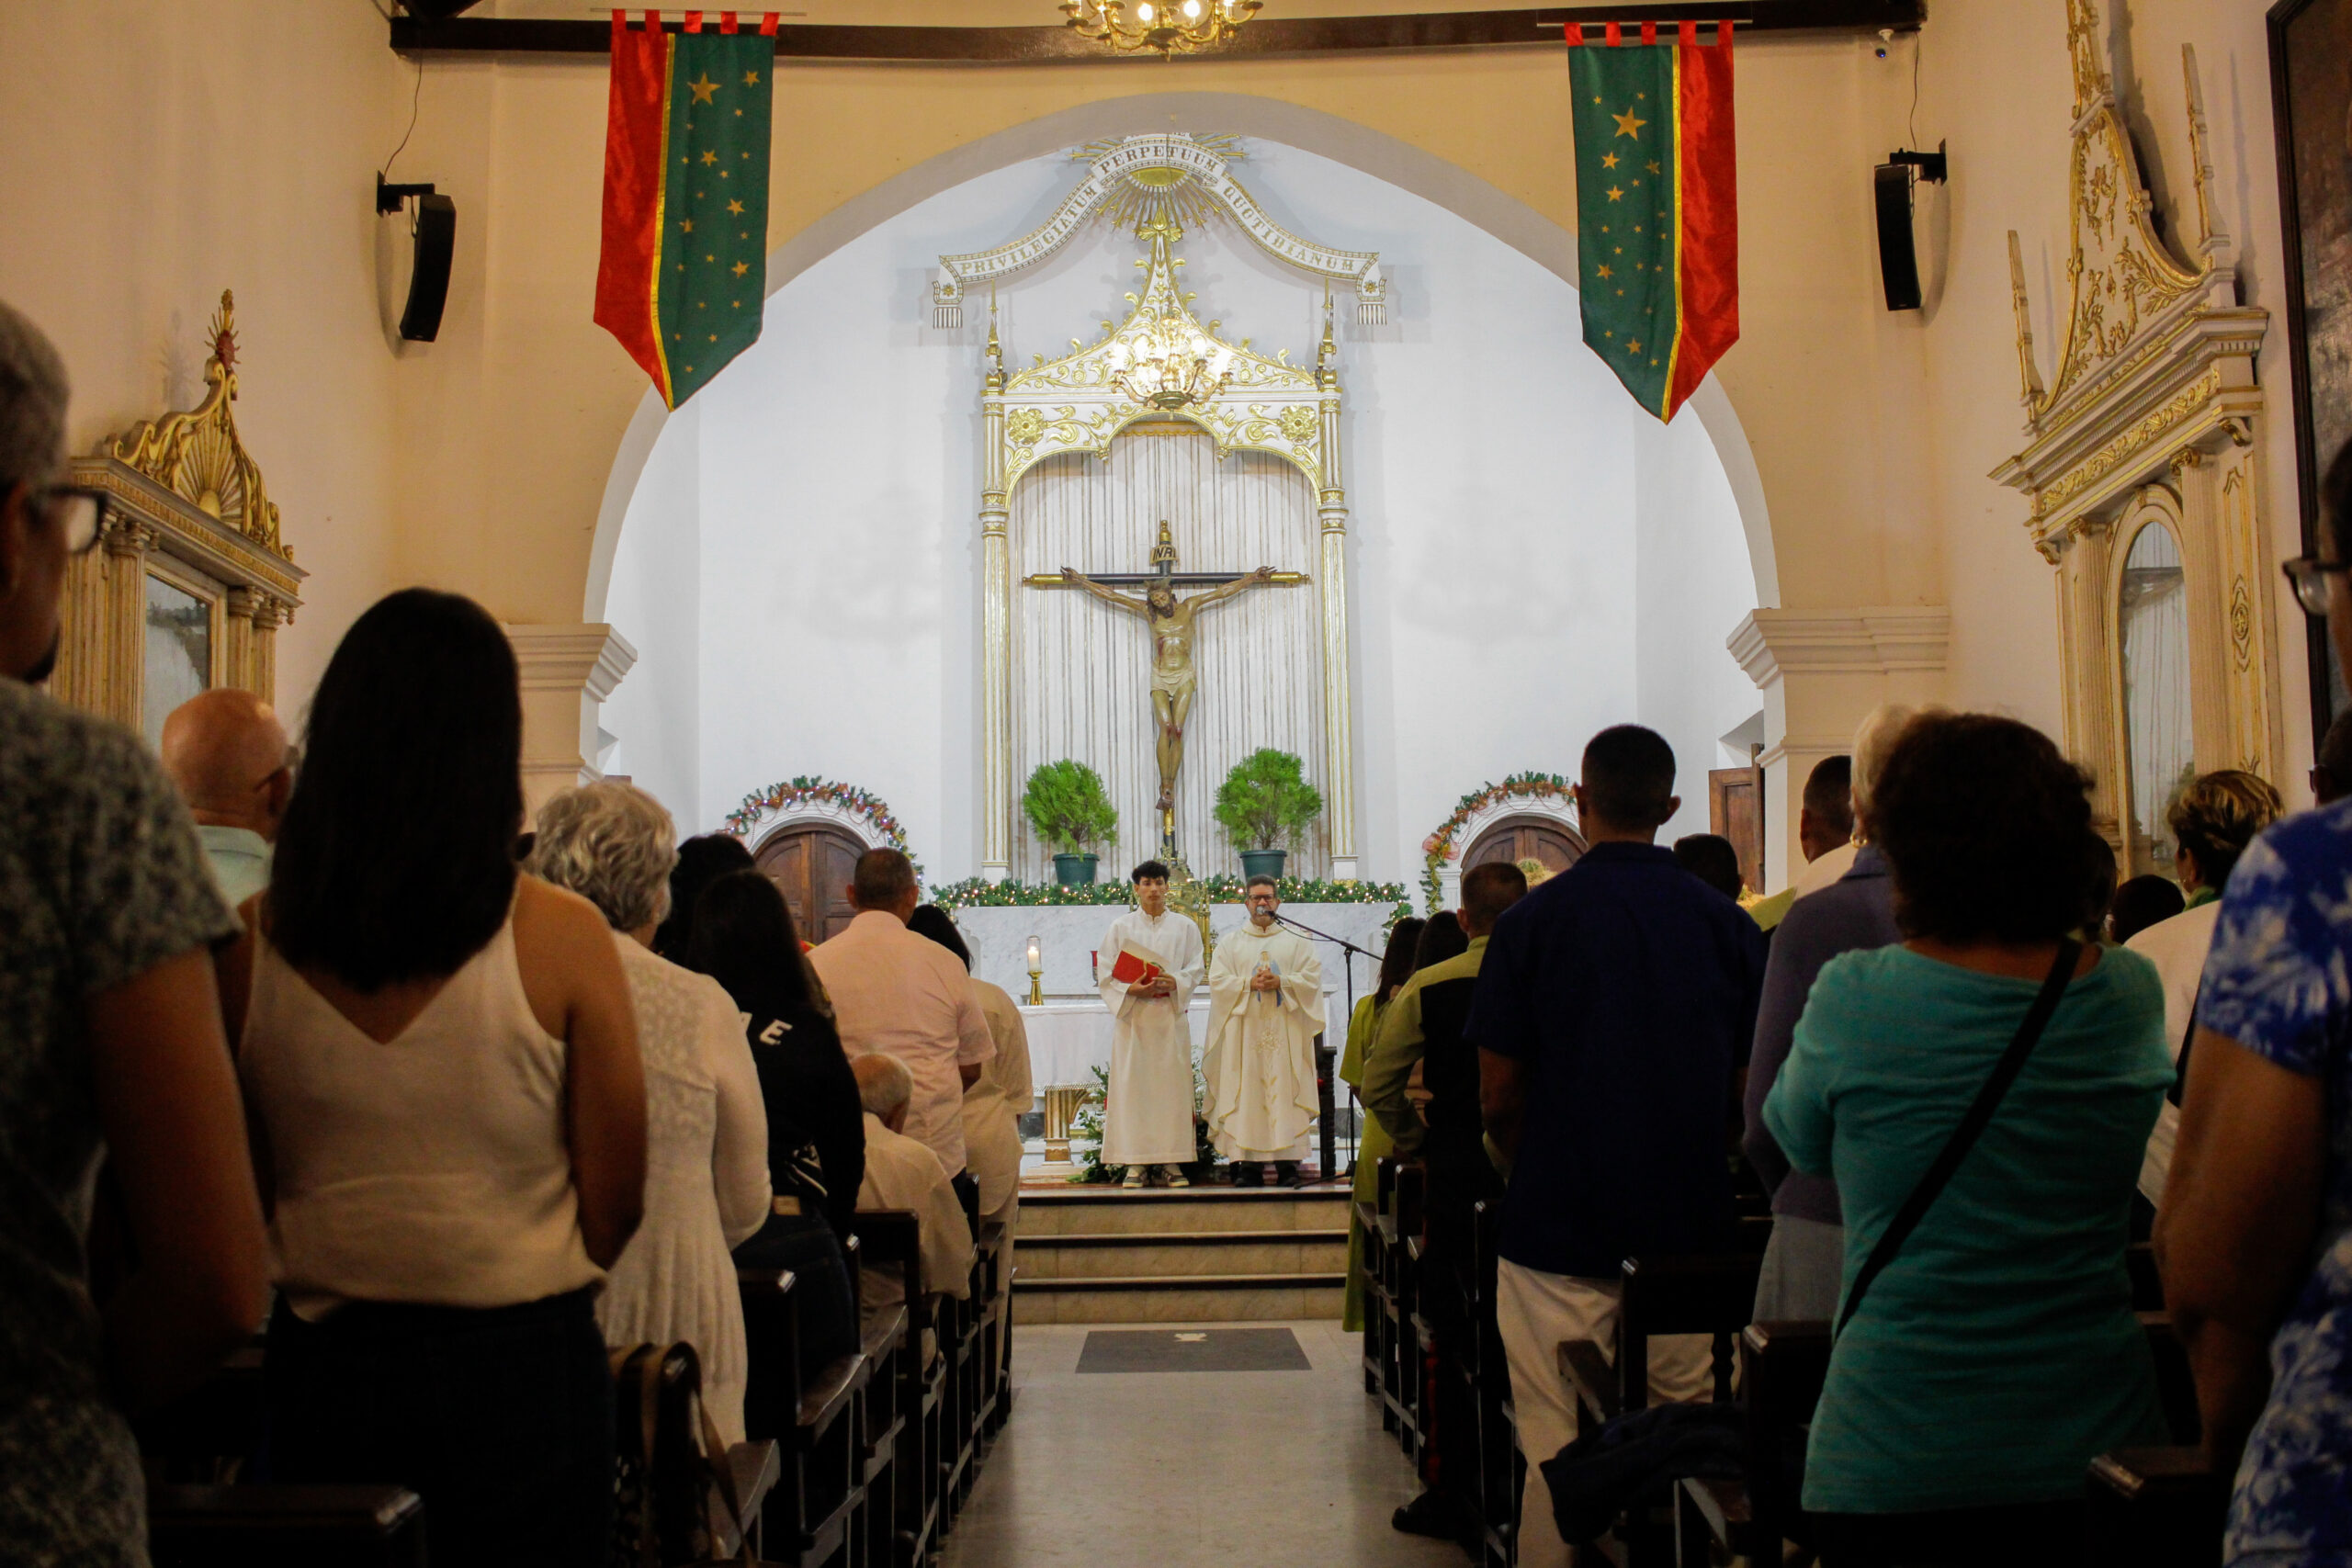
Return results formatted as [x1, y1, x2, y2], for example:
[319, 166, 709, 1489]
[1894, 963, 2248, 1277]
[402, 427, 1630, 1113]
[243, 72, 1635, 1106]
[1075, 1326, 1312, 1373]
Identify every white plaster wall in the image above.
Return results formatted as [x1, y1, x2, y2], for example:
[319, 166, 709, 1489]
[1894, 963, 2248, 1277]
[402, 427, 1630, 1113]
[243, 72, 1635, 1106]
[1636, 409, 1770, 845]
[603, 137, 1754, 882]
[602, 397, 702, 824]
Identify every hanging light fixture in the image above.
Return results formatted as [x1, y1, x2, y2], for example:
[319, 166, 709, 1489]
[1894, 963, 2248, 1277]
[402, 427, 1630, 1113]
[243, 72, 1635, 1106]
[1112, 330, 1233, 410]
[1060, 0, 1261, 58]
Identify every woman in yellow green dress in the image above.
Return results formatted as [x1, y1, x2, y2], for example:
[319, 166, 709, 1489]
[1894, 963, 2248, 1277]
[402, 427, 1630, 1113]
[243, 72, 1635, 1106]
[1337, 917, 1426, 1332]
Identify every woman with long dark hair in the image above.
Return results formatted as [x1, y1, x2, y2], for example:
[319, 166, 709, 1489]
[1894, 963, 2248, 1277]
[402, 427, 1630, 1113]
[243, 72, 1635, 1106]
[1336, 916, 1426, 1331]
[685, 868, 863, 1374]
[220, 588, 646, 1568]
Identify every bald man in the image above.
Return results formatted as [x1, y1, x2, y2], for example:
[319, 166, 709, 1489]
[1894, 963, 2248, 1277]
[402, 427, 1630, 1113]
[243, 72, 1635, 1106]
[159, 688, 292, 909]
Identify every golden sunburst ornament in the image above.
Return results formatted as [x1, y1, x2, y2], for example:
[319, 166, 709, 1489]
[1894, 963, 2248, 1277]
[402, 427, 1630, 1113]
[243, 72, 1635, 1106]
[1060, 0, 1261, 58]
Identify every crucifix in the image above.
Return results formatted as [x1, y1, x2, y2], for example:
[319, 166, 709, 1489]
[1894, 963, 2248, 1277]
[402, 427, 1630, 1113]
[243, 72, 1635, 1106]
[1024, 520, 1307, 855]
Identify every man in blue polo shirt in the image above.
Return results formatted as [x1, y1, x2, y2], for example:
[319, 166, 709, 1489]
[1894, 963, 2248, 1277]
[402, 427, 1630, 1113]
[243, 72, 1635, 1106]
[1473, 723, 1767, 1568]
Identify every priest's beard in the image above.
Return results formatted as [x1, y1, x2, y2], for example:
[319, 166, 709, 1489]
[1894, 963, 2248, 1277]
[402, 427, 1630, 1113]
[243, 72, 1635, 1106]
[22, 630, 57, 685]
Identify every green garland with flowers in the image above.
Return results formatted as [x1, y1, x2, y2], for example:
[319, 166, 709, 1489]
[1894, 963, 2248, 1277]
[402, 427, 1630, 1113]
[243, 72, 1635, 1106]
[932, 873, 1408, 927]
[722, 775, 922, 882]
[1419, 772, 1573, 912]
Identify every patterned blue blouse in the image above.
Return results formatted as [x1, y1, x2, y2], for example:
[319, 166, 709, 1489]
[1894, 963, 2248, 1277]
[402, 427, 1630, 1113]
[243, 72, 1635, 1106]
[2197, 800, 2352, 1565]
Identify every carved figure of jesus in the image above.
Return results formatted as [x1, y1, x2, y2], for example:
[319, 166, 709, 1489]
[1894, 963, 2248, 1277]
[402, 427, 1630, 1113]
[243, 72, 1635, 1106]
[1057, 562, 1280, 814]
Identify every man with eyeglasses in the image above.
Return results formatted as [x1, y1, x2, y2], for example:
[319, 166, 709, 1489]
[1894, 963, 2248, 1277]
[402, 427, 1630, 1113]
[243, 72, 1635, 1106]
[0, 299, 268, 1564]
[1202, 874, 1323, 1188]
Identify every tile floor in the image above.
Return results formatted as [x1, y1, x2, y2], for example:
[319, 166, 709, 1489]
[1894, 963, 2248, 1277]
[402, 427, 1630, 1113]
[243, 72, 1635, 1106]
[939, 1319, 1464, 1568]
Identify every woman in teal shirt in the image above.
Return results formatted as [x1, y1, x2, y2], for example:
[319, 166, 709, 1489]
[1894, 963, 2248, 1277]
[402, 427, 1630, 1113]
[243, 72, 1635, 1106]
[1763, 712, 2173, 1566]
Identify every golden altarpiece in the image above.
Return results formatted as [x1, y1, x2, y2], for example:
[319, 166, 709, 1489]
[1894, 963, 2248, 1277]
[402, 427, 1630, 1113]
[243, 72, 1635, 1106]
[1993, 1, 2278, 875]
[51, 292, 304, 741]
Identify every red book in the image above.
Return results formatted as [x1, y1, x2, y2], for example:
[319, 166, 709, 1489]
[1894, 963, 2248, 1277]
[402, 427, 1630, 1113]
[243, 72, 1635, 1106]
[1108, 945, 1166, 987]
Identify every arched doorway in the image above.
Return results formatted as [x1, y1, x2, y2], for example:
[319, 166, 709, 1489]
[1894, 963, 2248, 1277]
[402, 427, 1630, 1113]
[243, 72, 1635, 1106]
[753, 823, 866, 944]
[1462, 814, 1587, 878]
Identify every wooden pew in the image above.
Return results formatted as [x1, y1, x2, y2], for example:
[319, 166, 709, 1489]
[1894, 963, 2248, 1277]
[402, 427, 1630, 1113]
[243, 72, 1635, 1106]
[1673, 1319, 1830, 1568]
[1382, 1160, 1428, 1463]
[147, 1483, 426, 1568]
[740, 1266, 869, 1566]
[1555, 1250, 1762, 1566]
[843, 1231, 911, 1568]
[944, 1179, 986, 1517]
[2086, 1447, 2225, 1568]
[1469, 1199, 1521, 1568]
[856, 1209, 944, 1568]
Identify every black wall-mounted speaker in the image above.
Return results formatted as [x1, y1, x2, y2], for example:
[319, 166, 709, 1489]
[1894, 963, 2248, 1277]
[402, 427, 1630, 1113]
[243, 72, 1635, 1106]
[1874, 163, 1922, 312]
[399, 193, 457, 343]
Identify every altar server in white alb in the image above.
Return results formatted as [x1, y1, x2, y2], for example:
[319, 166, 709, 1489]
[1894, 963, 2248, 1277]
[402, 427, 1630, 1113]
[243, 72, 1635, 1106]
[1204, 875, 1324, 1187]
[1099, 859, 1204, 1188]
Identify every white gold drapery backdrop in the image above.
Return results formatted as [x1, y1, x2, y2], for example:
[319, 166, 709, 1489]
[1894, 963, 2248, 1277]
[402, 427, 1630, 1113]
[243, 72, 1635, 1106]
[1011, 421, 1329, 882]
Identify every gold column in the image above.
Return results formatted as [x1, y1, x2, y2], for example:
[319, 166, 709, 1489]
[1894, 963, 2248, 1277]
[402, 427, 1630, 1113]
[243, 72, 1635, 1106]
[50, 537, 110, 716]
[249, 593, 286, 707]
[980, 354, 1012, 881]
[101, 522, 154, 732]
[1315, 368, 1358, 879]
[2060, 519, 2122, 855]
[224, 587, 259, 695]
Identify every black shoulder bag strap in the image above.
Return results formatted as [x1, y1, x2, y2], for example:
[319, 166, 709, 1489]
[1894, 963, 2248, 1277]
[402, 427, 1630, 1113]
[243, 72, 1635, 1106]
[1834, 938, 2081, 1339]
[2168, 983, 2200, 1109]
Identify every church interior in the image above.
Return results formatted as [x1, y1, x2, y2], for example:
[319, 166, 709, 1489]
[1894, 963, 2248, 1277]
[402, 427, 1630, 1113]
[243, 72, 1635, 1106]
[4, 0, 2348, 1564]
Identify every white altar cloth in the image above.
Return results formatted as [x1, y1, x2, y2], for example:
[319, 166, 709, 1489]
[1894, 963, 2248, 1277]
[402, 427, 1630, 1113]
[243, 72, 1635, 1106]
[1020, 996, 1211, 1089]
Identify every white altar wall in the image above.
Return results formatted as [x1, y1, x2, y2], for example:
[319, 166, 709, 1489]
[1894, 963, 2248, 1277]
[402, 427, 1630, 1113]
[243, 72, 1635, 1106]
[599, 131, 1757, 884]
[1013, 433, 1329, 881]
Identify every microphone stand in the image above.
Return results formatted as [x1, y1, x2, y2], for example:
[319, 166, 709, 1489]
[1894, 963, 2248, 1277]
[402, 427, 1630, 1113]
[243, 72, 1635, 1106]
[1272, 911, 1382, 1184]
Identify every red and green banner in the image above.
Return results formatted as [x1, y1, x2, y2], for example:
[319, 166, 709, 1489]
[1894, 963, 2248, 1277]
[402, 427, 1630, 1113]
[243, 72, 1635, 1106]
[595, 10, 776, 410]
[1566, 20, 1738, 421]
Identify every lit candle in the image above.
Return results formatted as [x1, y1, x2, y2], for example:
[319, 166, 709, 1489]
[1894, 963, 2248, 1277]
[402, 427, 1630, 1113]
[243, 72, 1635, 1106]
[1027, 935, 1042, 970]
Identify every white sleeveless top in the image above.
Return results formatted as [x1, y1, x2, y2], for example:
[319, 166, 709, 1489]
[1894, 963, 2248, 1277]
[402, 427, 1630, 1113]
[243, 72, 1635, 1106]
[240, 911, 602, 1320]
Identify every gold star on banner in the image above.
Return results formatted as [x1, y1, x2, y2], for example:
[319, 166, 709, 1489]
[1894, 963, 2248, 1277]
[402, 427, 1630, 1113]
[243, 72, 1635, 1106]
[1596, 265, 1614, 278]
[1604, 330, 1613, 338]
[1650, 358, 1659, 367]
[1646, 160, 1661, 175]
[1607, 186, 1624, 202]
[1631, 180, 1641, 189]
[701, 151, 718, 165]
[706, 254, 715, 263]
[743, 69, 760, 85]
[709, 333, 718, 343]
[1627, 339, 1643, 354]
[1601, 152, 1621, 169]
[688, 73, 719, 104]
[684, 365, 693, 373]
[1637, 91, 1647, 99]
[1613, 107, 1647, 139]
[1592, 95, 1602, 104]
[1614, 245, 1623, 254]
[680, 219, 694, 232]
[727, 199, 745, 215]
[731, 261, 750, 276]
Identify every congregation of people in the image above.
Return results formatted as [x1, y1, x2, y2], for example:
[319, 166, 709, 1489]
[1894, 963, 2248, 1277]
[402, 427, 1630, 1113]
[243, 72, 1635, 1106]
[1341, 435, 2352, 1568]
[0, 299, 1035, 1564]
[13, 260, 2352, 1568]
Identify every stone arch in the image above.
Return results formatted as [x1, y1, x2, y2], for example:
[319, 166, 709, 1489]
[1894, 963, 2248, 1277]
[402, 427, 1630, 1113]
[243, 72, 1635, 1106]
[583, 92, 1778, 623]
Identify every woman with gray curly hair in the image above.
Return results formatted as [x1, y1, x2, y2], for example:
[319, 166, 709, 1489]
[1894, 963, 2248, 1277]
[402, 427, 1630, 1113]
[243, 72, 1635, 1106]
[530, 781, 769, 1442]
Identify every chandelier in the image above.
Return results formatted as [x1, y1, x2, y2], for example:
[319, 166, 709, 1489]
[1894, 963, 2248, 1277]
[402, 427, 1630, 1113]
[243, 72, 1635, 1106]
[1060, 0, 1261, 58]
[1114, 333, 1233, 410]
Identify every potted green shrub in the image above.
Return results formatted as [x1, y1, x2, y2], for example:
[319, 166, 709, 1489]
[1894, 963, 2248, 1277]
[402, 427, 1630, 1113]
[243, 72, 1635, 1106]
[1213, 748, 1324, 881]
[1023, 759, 1118, 886]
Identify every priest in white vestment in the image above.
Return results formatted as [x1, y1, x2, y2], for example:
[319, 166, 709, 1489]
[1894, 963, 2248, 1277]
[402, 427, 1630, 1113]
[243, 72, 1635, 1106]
[1097, 859, 1204, 1188]
[1203, 875, 1324, 1186]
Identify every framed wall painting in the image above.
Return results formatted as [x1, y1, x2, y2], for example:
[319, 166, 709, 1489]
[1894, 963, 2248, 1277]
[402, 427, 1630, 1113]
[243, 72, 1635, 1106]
[2268, 0, 2352, 741]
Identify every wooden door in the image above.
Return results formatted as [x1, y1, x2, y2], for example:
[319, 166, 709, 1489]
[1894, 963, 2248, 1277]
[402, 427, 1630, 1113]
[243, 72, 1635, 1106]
[752, 825, 866, 944]
[1708, 766, 1766, 897]
[1462, 815, 1588, 878]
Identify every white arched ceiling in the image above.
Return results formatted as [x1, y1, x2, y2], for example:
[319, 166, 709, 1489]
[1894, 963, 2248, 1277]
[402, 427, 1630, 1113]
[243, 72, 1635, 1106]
[584, 91, 1778, 624]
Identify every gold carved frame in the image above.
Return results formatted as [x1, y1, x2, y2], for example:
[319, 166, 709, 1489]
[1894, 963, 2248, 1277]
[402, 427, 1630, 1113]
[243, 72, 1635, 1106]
[1991, 1, 2278, 850]
[973, 197, 1359, 882]
[51, 291, 305, 735]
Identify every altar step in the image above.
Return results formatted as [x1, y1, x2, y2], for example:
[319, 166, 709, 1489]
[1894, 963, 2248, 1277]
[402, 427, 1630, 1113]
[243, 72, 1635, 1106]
[1012, 1185, 1350, 1324]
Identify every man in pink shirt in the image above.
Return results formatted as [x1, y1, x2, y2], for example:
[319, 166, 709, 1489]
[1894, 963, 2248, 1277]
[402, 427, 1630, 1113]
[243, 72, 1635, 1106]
[808, 849, 993, 1181]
